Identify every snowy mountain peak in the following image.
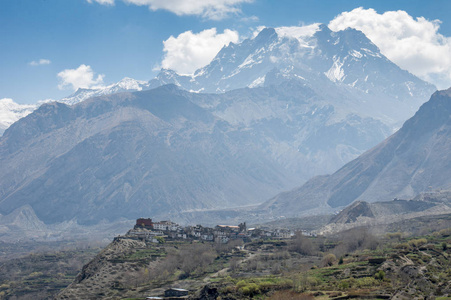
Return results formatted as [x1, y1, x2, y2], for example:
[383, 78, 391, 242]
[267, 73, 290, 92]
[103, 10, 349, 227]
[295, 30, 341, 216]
[151, 23, 435, 130]
[59, 77, 151, 105]
[115, 77, 148, 90]
[254, 27, 277, 42]
[0, 77, 153, 136]
[152, 24, 433, 98]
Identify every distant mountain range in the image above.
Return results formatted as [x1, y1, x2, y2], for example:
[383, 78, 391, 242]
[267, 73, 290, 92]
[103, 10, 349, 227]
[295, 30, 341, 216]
[0, 24, 438, 228]
[1, 24, 434, 136]
[0, 78, 151, 136]
[152, 25, 433, 110]
[0, 85, 302, 225]
[261, 87, 451, 218]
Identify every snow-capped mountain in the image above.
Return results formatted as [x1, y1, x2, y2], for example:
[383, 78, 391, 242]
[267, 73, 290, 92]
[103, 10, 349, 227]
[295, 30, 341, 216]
[0, 24, 440, 228]
[59, 77, 151, 105]
[152, 24, 435, 129]
[0, 78, 151, 136]
[146, 24, 436, 178]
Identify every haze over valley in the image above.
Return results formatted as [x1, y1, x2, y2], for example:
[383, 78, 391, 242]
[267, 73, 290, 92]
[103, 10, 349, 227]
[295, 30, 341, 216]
[2, 1, 451, 299]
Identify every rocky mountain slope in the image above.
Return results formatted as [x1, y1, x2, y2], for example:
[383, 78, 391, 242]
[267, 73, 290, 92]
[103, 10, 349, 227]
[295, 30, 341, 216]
[0, 24, 437, 228]
[318, 190, 451, 234]
[261, 87, 451, 217]
[0, 80, 433, 227]
[0, 85, 301, 225]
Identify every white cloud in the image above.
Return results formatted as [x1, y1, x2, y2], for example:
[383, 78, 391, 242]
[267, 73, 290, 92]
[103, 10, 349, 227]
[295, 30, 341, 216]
[0, 98, 36, 132]
[329, 7, 451, 89]
[240, 15, 259, 22]
[86, 0, 115, 5]
[90, 0, 251, 20]
[160, 28, 239, 75]
[88, 0, 253, 19]
[57, 64, 105, 91]
[29, 59, 51, 66]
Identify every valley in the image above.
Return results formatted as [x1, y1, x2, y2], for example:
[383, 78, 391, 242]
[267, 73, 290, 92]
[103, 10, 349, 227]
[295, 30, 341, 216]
[1, 3, 451, 299]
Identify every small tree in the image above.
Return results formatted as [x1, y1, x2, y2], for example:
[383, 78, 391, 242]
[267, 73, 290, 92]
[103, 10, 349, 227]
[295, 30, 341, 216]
[375, 270, 385, 280]
[321, 253, 336, 267]
[290, 232, 314, 255]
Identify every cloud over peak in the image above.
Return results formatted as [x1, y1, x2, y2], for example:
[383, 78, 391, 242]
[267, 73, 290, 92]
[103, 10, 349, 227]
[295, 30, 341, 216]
[57, 64, 105, 91]
[329, 7, 451, 89]
[160, 28, 239, 75]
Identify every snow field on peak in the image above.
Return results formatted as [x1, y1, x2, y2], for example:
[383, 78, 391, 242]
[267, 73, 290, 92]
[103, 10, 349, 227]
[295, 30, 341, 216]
[275, 24, 321, 44]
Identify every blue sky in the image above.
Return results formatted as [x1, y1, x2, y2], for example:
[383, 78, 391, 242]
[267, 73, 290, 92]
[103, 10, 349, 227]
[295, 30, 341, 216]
[2, 0, 451, 104]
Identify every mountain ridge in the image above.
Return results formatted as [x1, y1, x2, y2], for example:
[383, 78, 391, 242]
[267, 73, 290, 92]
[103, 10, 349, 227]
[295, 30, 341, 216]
[261, 87, 451, 217]
[0, 85, 301, 225]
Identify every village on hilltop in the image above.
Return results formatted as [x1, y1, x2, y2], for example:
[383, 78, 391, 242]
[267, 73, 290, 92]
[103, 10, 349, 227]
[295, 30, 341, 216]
[117, 218, 315, 244]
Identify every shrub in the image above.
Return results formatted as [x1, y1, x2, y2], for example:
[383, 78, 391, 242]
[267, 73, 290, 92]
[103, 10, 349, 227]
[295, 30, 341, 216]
[236, 280, 247, 289]
[238, 282, 260, 296]
[27, 272, 43, 279]
[307, 277, 321, 287]
[338, 280, 350, 290]
[321, 253, 336, 267]
[395, 242, 411, 250]
[408, 238, 427, 248]
[356, 277, 378, 287]
[386, 232, 402, 240]
[290, 232, 315, 255]
[374, 270, 385, 280]
[438, 228, 451, 237]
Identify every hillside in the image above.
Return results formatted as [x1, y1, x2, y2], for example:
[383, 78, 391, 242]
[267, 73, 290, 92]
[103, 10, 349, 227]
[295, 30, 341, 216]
[0, 85, 300, 225]
[53, 216, 451, 300]
[261, 87, 451, 217]
[319, 191, 451, 235]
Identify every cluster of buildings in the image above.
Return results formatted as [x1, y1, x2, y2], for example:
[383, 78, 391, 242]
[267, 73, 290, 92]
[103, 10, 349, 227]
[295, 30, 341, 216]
[122, 218, 298, 243]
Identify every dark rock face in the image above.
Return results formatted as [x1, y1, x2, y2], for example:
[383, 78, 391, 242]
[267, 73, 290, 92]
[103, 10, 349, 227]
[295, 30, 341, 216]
[262, 88, 451, 216]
